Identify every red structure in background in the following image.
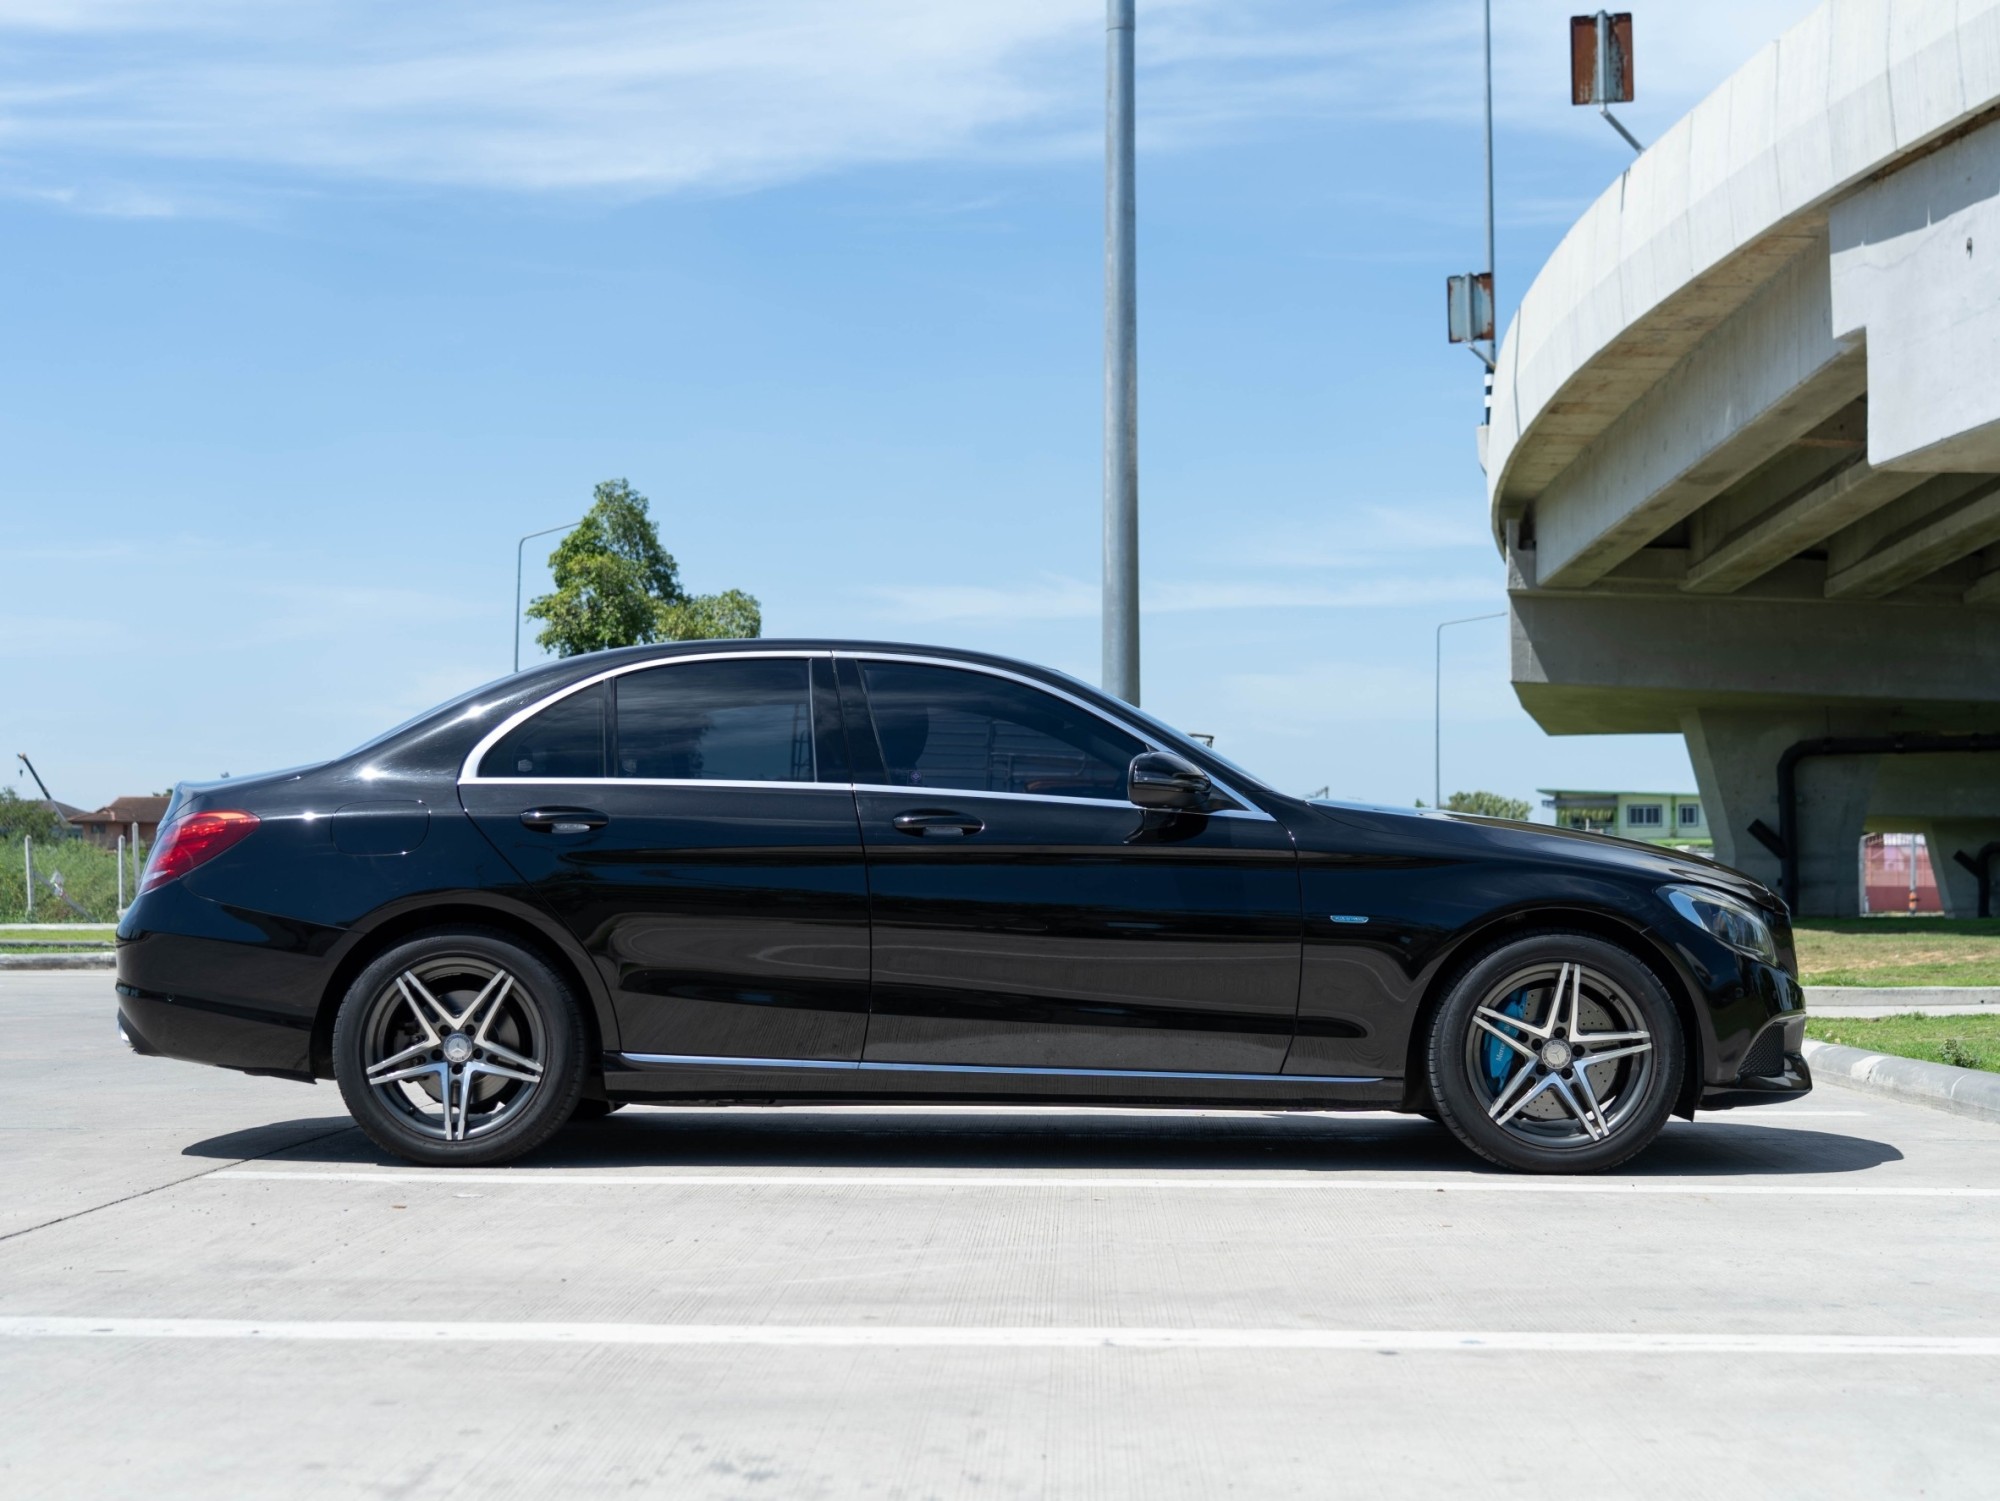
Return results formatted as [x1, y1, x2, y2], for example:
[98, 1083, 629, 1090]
[1860, 833, 1943, 915]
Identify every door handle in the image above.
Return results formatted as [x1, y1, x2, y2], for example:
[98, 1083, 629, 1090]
[891, 810, 985, 838]
[519, 807, 609, 834]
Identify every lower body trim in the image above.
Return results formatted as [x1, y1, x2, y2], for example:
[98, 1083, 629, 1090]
[618, 1052, 1381, 1086]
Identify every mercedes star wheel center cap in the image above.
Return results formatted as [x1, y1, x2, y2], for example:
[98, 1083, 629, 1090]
[1540, 1038, 1574, 1070]
[442, 1033, 474, 1064]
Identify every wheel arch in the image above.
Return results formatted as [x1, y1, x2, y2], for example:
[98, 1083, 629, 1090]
[310, 896, 616, 1081]
[1397, 905, 1705, 1118]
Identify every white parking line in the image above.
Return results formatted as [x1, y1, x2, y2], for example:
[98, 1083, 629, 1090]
[3, 1317, 1996, 1355]
[208, 1170, 2000, 1197]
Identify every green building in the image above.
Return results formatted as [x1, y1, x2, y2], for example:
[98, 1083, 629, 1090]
[1538, 790, 1710, 850]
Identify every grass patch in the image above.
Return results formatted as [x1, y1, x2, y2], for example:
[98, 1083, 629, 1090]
[0, 837, 145, 924]
[1793, 918, 2000, 988]
[1805, 1013, 2000, 1074]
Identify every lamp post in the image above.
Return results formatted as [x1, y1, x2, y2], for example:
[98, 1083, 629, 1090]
[515, 521, 582, 673]
[1434, 611, 1506, 808]
[1102, 0, 1140, 704]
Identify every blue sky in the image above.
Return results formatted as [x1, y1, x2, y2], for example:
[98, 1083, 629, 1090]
[3, 0, 1816, 813]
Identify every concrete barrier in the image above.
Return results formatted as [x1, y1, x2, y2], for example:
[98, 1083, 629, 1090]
[1807, 986, 2000, 1010]
[1802, 1038, 2000, 1126]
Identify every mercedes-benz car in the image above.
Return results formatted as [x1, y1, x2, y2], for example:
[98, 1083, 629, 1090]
[115, 639, 1809, 1173]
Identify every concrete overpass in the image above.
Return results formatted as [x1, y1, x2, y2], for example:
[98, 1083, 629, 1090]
[1489, 0, 2000, 917]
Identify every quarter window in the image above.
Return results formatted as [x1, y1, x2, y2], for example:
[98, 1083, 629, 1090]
[859, 661, 1142, 801]
[614, 658, 813, 782]
[477, 682, 607, 779]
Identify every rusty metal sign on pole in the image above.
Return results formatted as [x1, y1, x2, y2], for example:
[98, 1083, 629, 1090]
[1571, 12, 1642, 152]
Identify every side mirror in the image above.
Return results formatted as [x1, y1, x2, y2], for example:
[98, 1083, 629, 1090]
[1128, 750, 1212, 811]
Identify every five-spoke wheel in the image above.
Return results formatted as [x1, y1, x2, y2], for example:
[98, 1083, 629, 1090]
[1428, 933, 1682, 1173]
[333, 930, 586, 1167]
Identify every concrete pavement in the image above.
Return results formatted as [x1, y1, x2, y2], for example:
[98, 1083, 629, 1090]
[5, 971, 1999, 1499]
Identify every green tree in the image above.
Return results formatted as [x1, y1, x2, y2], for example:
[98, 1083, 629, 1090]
[526, 479, 762, 657]
[0, 787, 68, 843]
[1445, 790, 1533, 821]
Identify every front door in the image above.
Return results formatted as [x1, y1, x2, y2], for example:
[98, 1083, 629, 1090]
[839, 656, 1303, 1073]
[460, 653, 871, 1061]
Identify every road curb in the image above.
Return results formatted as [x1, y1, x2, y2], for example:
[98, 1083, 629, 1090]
[0, 954, 114, 971]
[1802, 1038, 2000, 1126]
[1807, 985, 2000, 1009]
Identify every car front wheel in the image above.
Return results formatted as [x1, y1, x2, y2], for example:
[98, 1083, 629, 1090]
[1427, 933, 1684, 1174]
[333, 930, 587, 1167]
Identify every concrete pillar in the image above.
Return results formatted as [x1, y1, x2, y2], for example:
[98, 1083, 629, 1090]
[1916, 820, 2000, 916]
[1681, 709, 1881, 917]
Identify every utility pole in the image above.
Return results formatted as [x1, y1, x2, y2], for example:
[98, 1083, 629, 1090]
[1102, 0, 1140, 704]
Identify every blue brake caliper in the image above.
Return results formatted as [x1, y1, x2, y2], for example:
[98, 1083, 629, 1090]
[1484, 990, 1531, 1092]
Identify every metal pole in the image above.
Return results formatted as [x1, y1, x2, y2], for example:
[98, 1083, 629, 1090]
[515, 521, 584, 673]
[130, 821, 140, 895]
[1434, 611, 1507, 808]
[1482, 0, 1495, 368]
[117, 835, 125, 913]
[1102, 0, 1140, 704]
[23, 835, 31, 920]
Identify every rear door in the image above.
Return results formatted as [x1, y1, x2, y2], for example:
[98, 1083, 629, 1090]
[459, 652, 871, 1062]
[840, 655, 1303, 1074]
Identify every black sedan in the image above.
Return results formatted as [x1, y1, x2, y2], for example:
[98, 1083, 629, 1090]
[115, 639, 1809, 1173]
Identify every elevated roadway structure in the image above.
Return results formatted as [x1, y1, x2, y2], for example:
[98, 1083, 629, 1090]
[1489, 0, 2000, 916]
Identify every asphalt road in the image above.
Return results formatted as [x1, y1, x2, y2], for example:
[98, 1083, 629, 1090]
[5, 972, 1999, 1500]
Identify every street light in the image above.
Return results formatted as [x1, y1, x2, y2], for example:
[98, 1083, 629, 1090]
[515, 520, 583, 673]
[1435, 611, 1506, 809]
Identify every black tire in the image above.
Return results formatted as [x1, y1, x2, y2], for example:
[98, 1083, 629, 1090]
[569, 1098, 626, 1123]
[1427, 932, 1684, 1174]
[333, 929, 587, 1167]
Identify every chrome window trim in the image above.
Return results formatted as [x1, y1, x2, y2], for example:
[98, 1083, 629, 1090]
[458, 649, 827, 787]
[843, 651, 1275, 822]
[454, 645, 1277, 824]
[618, 1051, 1381, 1085]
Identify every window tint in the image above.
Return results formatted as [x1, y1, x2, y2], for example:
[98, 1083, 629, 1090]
[859, 662, 1142, 801]
[615, 658, 813, 782]
[477, 682, 607, 779]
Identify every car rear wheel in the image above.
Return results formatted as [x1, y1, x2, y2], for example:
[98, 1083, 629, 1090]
[333, 930, 587, 1167]
[1427, 933, 1683, 1174]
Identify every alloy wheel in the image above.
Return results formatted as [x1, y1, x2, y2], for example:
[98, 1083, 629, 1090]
[358, 956, 548, 1143]
[1462, 960, 1655, 1149]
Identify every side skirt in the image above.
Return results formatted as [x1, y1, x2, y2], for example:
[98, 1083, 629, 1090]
[602, 1052, 1403, 1109]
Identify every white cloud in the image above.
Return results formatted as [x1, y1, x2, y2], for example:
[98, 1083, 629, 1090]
[0, 0, 1822, 208]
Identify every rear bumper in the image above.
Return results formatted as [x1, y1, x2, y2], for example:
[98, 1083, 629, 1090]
[116, 981, 318, 1081]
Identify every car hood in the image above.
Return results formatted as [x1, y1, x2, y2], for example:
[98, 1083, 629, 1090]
[1300, 799, 1783, 911]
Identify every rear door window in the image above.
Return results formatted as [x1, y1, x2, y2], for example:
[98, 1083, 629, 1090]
[614, 658, 814, 783]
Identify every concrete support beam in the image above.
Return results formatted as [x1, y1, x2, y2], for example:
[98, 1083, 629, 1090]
[1683, 457, 1928, 594]
[1510, 583, 2000, 735]
[1823, 476, 2000, 598]
[1965, 559, 2000, 606]
[1535, 246, 1864, 590]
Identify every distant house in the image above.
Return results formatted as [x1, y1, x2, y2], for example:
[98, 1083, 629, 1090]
[1539, 789, 1710, 849]
[68, 795, 172, 850]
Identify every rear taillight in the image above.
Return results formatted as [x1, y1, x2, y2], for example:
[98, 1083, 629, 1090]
[140, 810, 261, 895]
